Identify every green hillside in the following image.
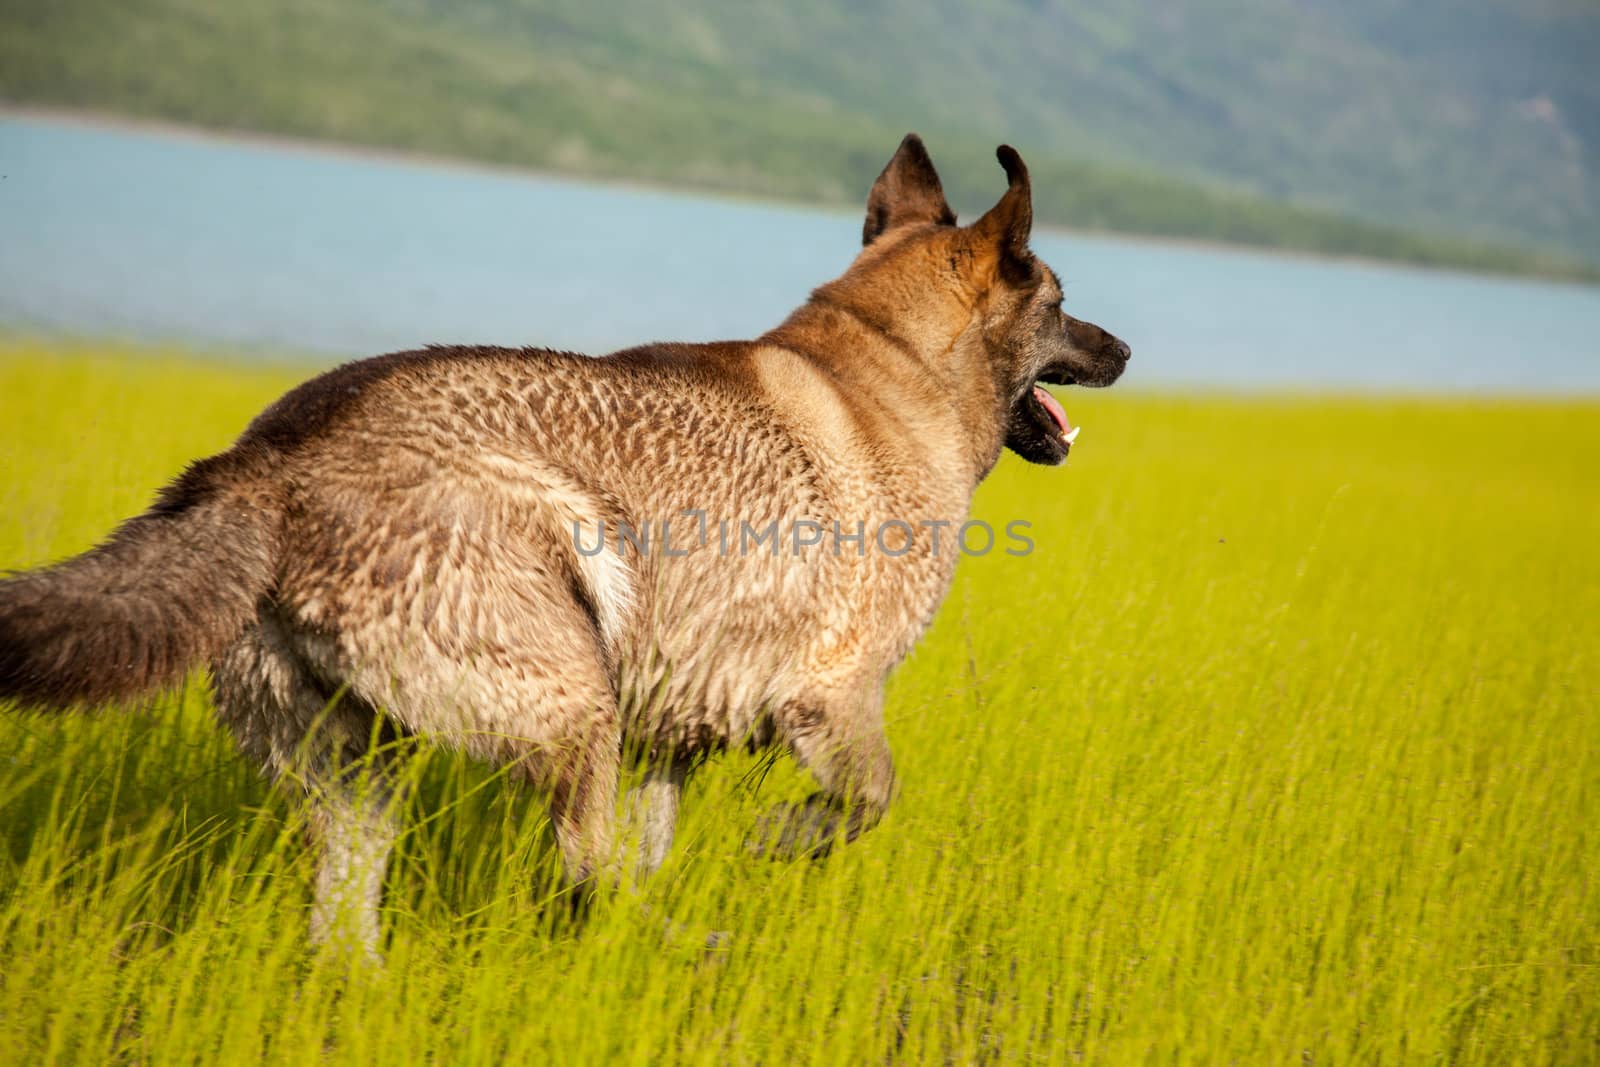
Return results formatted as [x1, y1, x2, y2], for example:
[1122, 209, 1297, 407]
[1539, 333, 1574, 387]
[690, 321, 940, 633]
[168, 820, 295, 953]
[2, 0, 1595, 280]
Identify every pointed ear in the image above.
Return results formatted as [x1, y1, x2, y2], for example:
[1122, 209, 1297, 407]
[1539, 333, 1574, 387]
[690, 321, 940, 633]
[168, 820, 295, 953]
[862, 133, 957, 245]
[971, 145, 1033, 275]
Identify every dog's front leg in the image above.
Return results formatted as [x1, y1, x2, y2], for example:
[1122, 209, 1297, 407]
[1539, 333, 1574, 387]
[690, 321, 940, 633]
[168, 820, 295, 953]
[623, 760, 688, 884]
[757, 690, 897, 859]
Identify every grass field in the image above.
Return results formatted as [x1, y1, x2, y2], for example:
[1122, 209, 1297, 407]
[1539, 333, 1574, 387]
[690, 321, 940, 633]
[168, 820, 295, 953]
[1, 341, 1595, 1063]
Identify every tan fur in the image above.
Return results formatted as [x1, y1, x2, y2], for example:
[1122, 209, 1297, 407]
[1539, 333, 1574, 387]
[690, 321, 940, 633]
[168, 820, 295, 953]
[0, 135, 1129, 954]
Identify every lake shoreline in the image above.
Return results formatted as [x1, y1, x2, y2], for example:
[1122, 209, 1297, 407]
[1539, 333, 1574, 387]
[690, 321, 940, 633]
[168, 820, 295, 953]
[6, 333, 1596, 400]
[6, 103, 1594, 291]
[6, 111, 1597, 393]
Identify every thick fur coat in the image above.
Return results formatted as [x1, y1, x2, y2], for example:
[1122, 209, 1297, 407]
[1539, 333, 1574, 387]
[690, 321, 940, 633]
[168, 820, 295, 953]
[0, 135, 1129, 952]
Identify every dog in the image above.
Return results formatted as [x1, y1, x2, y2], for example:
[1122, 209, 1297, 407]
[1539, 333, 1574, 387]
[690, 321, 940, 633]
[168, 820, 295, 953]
[0, 134, 1129, 953]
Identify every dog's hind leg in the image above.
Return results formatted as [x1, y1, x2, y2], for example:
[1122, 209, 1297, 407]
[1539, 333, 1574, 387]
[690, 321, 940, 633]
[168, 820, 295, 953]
[212, 609, 403, 960]
[474, 610, 624, 906]
[302, 751, 402, 959]
[505, 684, 621, 908]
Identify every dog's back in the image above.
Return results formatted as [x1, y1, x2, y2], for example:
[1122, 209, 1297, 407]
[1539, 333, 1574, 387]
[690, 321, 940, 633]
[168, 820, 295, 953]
[241, 340, 966, 756]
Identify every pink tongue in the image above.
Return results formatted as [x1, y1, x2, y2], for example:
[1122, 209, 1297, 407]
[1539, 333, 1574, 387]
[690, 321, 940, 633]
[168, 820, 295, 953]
[1033, 385, 1072, 433]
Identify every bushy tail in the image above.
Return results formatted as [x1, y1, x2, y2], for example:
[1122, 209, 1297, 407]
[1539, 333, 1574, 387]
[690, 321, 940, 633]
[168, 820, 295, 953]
[0, 456, 279, 710]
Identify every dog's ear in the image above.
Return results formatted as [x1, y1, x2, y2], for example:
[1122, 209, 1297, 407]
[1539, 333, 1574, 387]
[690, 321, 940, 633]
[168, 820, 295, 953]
[971, 145, 1034, 279]
[862, 133, 957, 245]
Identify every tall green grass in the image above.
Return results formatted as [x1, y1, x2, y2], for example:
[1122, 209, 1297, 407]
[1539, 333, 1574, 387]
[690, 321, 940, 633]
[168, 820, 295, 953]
[1, 341, 1596, 1063]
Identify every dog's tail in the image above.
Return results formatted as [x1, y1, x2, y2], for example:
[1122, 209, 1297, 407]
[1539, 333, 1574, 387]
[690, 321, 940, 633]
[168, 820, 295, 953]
[0, 452, 280, 710]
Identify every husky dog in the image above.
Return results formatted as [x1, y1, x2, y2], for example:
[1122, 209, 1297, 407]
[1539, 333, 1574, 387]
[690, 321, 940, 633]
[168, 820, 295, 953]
[0, 135, 1129, 952]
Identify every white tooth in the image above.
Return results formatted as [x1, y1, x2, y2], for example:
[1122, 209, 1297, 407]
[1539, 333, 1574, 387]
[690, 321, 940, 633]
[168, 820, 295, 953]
[1063, 426, 1081, 444]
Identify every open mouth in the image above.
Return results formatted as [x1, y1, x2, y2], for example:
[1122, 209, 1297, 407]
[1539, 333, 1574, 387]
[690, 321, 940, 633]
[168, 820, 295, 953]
[1029, 383, 1078, 446]
[1005, 367, 1080, 465]
[1007, 329, 1128, 466]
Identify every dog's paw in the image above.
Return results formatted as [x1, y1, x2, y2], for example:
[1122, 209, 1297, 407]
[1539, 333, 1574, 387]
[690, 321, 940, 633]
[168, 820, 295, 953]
[746, 795, 843, 860]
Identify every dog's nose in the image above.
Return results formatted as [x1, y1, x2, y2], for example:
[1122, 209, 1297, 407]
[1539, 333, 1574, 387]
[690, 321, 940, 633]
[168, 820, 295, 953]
[1112, 338, 1132, 362]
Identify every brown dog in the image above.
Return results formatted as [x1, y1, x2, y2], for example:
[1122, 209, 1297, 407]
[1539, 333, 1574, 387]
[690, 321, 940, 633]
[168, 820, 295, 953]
[0, 134, 1129, 953]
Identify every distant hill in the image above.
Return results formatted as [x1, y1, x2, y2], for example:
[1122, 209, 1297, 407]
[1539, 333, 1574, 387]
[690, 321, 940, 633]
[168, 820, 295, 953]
[3, 0, 1595, 280]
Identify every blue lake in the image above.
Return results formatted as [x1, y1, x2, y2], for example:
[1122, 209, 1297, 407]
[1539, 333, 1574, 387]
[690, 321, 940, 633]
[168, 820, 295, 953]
[2, 115, 1597, 392]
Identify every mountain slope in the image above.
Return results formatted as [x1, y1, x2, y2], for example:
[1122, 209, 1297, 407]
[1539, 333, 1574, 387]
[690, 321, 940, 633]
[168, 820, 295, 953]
[1, 0, 1594, 277]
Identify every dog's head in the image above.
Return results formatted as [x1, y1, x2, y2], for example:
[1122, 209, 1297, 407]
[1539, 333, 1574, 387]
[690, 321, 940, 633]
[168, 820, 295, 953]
[857, 134, 1130, 466]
